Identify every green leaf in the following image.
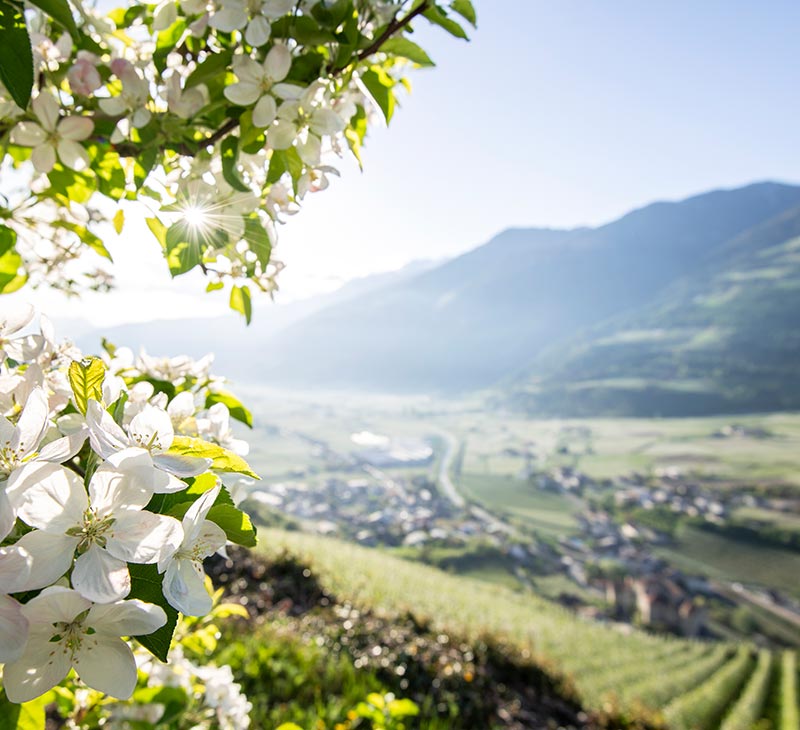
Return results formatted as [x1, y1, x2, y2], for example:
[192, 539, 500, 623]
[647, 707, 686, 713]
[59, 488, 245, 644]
[27, 0, 79, 38]
[207, 504, 257, 547]
[361, 67, 396, 123]
[449, 0, 476, 26]
[0, 225, 14, 257]
[128, 563, 178, 662]
[68, 357, 106, 415]
[220, 136, 251, 193]
[165, 222, 203, 277]
[131, 686, 187, 725]
[186, 49, 232, 88]
[243, 216, 271, 267]
[0, 688, 51, 728]
[229, 284, 252, 324]
[380, 37, 435, 66]
[206, 281, 224, 292]
[0, 227, 25, 293]
[113, 209, 125, 234]
[205, 389, 253, 428]
[154, 20, 186, 73]
[423, 5, 468, 39]
[146, 217, 168, 249]
[0, 1, 33, 111]
[168, 435, 259, 479]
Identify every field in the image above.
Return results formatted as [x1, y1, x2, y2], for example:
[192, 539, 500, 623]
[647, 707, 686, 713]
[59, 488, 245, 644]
[254, 530, 800, 728]
[657, 525, 800, 600]
[457, 472, 579, 537]
[442, 411, 800, 487]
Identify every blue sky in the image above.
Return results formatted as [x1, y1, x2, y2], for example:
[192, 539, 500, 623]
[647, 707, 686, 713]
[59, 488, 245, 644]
[30, 0, 800, 325]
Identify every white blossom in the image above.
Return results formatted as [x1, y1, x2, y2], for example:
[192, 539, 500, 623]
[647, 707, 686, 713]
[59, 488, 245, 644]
[159, 484, 227, 615]
[9, 94, 93, 174]
[3, 587, 166, 702]
[10, 458, 183, 602]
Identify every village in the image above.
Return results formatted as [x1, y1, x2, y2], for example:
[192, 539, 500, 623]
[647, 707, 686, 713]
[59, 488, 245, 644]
[242, 423, 800, 648]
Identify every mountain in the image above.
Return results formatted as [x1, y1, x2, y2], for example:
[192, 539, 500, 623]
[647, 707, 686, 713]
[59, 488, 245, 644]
[507, 200, 800, 416]
[243, 182, 800, 404]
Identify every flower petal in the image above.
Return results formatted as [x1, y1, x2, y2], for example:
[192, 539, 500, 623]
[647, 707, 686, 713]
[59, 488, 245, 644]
[37, 428, 88, 463]
[223, 81, 262, 106]
[88, 598, 166, 637]
[252, 94, 277, 128]
[98, 97, 127, 115]
[0, 488, 16, 542]
[266, 121, 297, 150]
[262, 0, 293, 19]
[89, 457, 155, 514]
[72, 634, 137, 699]
[86, 399, 130, 458]
[58, 116, 94, 141]
[182, 484, 220, 541]
[106, 511, 183, 564]
[32, 93, 60, 132]
[153, 452, 210, 478]
[0, 302, 34, 335]
[310, 108, 345, 136]
[9, 121, 47, 147]
[30, 143, 56, 174]
[129, 404, 174, 452]
[0, 595, 28, 663]
[264, 43, 291, 82]
[12, 462, 87, 531]
[208, 3, 246, 32]
[22, 585, 91, 624]
[162, 557, 212, 616]
[272, 82, 304, 100]
[0, 544, 32, 593]
[14, 386, 49, 458]
[245, 15, 271, 47]
[3, 627, 72, 702]
[72, 545, 130, 603]
[57, 139, 91, 172]
[13, 530, 76, 590]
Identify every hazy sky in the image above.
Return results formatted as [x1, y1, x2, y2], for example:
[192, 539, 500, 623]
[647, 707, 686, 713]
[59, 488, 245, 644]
[24, 0, 800, 327]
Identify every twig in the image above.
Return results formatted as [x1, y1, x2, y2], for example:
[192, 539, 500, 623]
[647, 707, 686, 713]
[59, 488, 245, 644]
[328, 0, 430, 75]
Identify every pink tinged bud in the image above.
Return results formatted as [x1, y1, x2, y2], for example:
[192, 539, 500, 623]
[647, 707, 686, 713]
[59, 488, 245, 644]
[68, 60, 102, 96]
[110, 58, 133, 78]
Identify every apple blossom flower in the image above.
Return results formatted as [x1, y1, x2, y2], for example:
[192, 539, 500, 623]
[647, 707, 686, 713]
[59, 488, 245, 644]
[0, 408, 90, 536]
[210, 0, 291, 46]
[9, 93, 93, 174]
[3, 586, 166, 702]
[168, 391, 198, 434]
[67, 52, 103, 97]
[153, 0, 178, 30]
[86, 400, 210, 489]
[30, 32, 72, 72]
[224, 45, 292, 127]
[268, 91, 344, 163]
[197, 403, 248, 456]
[166, 74, 209, 119]
[10, 458, 183, 602]
[99, 60, 152, 132]
[0, 303, 40, 362]
[159, 484, 227, 615]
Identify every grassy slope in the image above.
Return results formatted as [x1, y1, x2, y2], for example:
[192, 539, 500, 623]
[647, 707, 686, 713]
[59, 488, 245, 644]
[258, 529, 731, 723]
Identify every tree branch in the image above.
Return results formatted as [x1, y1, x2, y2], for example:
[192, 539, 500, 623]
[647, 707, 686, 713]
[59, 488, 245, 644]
[329, 0, 430, 75]
[113, 117, 240, 158]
